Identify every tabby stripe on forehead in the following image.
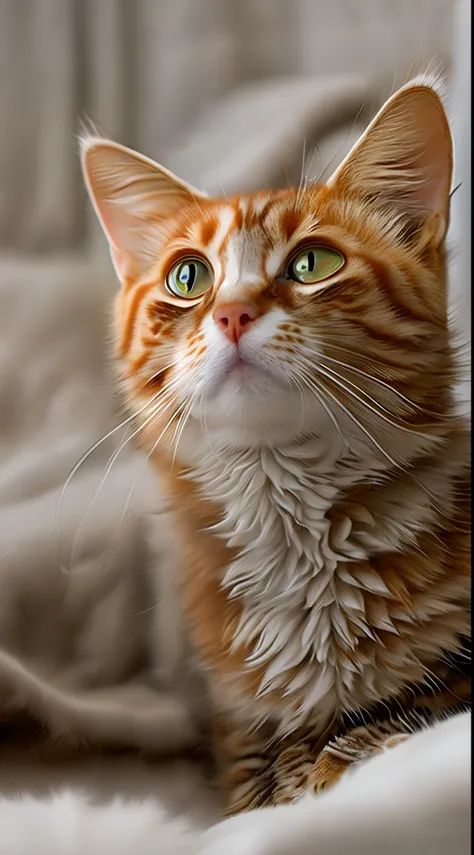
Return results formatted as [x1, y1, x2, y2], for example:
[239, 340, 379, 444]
[217, 227, 233, 259]
[232, 205, 244, 232]
[251, 198, 274, 227]
[281, 208, 304, 241]
[200, 217, 219, 247]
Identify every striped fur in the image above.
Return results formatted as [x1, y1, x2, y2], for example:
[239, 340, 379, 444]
[82, 75, 470, 813]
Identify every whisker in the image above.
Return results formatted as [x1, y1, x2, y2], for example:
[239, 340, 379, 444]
[98, 395, 192, 575]
[295, 138, 307, 208]
[287, 372, 307, 435]
[311, 100, 369, 185]
[291, 366, 349, 450]
[55, 360, 179, 568]
[171, 395, 196, 470]
[301, 356, 437, 439]
[305, 372, 403, 468]
[169, 362, 216, 467]
[296, 359, 446, 507]
[306, 345, 442, 415]
[302, 336, 447, 417]
[196, 395, 229, 462]
[67, 378, 182, 570]
[303, 142, 319, 191]
[142, 355, 182, 388]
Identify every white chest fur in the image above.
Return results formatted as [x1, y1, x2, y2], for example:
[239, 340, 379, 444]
[183, 435, 397, 732]
[178, 415, 449, 735]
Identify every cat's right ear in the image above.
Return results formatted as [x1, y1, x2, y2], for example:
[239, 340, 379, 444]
[326, 76, 453, 249]
[81, 137, 207, 286]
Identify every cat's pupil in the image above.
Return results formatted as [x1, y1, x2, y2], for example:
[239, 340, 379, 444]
[179, 263, 196, 292]
[297, 251, 315, 275]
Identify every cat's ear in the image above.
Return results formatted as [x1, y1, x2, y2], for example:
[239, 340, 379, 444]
[327, 77, 453, 247]
[81, 137, 207, 285]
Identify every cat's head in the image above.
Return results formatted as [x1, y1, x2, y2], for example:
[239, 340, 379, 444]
[82, 76, 454, 457]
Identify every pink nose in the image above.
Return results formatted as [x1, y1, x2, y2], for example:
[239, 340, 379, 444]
[212, 301, 261, 344]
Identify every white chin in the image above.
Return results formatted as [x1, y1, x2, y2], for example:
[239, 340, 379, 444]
[196, 374, 314, 446]
[189, 346, 338, 446]
[218, 361, 285, 396]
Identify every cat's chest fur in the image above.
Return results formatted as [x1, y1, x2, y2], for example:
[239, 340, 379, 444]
[182, 434, 415, 733]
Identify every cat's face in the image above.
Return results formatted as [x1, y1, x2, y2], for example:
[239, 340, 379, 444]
[82, 76, 454, 454]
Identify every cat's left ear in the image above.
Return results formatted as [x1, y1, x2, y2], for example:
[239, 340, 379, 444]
[327, 76, 453, 248]
[81, 137, 207, 286]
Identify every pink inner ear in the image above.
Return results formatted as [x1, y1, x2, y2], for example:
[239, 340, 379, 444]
[97, 194, 157, 284]
[109, 245, 136, 283]
[82, 139, 207, 287]
[98, 197, 144, 254]
[327, 83, 453, 228]
[412, 140, 451, 217]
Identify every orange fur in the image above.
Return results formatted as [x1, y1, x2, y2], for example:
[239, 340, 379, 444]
[82, 75, 470, 811]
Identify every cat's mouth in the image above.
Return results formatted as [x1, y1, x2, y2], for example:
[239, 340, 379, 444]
[229, 355, 258, 378]
[218, 353, 261, 387]
[200, 353, 259, 402]
[215, 349, 288, 394]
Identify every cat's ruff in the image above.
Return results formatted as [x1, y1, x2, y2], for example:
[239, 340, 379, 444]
[179, 426, 462, 734]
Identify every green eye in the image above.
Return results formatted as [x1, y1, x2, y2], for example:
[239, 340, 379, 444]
[288, 245, 345, 285]
[166, 258, 212, 298]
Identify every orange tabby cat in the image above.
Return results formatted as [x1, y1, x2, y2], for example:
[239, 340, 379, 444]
[82, 75, 470, 813]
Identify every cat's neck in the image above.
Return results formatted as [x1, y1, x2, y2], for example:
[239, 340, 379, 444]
[190, 436, 374, 608]
[177, 423, 447, 590]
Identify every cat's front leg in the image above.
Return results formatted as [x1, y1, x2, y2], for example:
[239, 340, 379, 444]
[212, 713, 275, 814]
[198, 712, 471, 855]
[271, 720, 410, 804]
[271, 733, 348, 803]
